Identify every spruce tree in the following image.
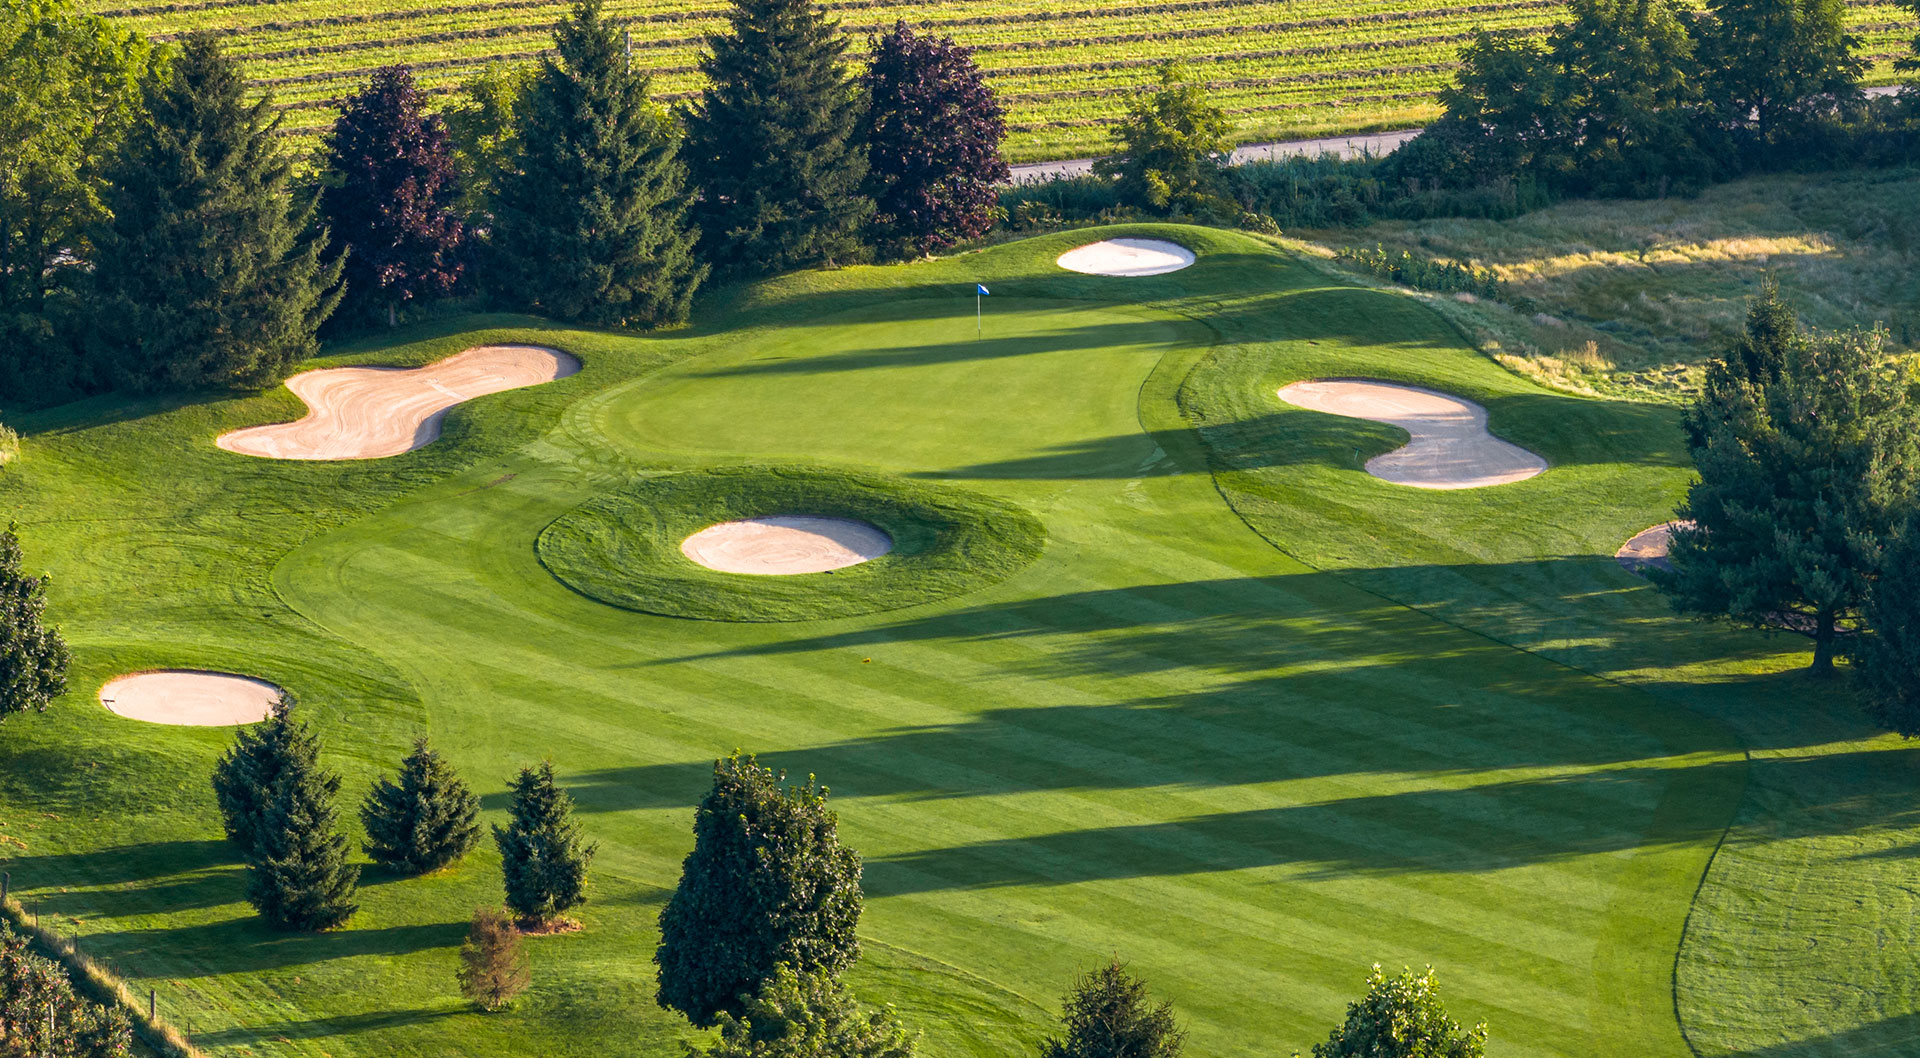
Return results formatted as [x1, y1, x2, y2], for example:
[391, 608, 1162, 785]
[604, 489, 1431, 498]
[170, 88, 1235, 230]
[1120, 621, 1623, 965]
[489, 0, 705, 326]
[1659, 317, 1920, 671]
[1312, 965, 1486, 1058]
[698, 965, 916, 1058]
[88, 33, 343, 392]
[861, 22, 1008, 259]
[683, 0, 870, 277]
[1853, 512, 1920, 735]
[0, 525, 69, 725]
[1040, 960, 1184, 1058]
[321, 64, 465, 328]
[360, 736, 482, 874]
[210, 693, 313, 856]
[493, 761, 596, 925]
[1682, 275, 1797, 449]
[656, 753, 864, 1027]
[243, 726, 360, 930]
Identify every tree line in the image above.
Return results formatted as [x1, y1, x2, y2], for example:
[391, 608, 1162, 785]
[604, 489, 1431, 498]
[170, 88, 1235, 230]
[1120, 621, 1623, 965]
[0, 0, 1011, 405]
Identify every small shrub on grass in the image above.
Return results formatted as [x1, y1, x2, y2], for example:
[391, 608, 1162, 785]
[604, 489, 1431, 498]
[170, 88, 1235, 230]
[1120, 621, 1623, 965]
[361, 736, 482, 874]
[494, 761, 596, 927]
[0, 423, 18, 468]
[1040, 959, 1184, 1058]
[1312, 964, 1486, 1058]
[0, 524, 69, 725]
[693, 964, 915, 1058]
[456, 907, 530, 1011]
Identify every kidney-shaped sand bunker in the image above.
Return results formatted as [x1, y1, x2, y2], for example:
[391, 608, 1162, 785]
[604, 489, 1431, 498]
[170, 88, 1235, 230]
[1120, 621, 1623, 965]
[101, 670, 282, 726]
[1277, 379, 1547, 489]
[538, 465, 1044, 622]
[1056, 238, 1195, 277]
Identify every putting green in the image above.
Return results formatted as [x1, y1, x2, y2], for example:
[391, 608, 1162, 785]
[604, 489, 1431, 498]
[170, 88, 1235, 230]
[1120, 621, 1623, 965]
[0, 225, 1912, 1058]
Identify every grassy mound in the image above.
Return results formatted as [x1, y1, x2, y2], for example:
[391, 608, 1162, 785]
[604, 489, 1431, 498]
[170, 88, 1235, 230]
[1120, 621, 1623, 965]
[538, 464, 1045, 622]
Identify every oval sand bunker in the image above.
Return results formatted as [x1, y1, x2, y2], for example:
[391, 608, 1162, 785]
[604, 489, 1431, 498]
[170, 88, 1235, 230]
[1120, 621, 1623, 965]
[1277, 379, 1548, 489]
[1056, 238, 1195, 277]
[218, 344, 580, 461]
[101, 670, 282, 726]
[682, 516, 893, 575]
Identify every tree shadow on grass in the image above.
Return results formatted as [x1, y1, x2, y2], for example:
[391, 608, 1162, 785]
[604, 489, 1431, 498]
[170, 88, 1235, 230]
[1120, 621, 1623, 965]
[1703, 1010, 1920, 1058]
[84, 917, 467, 978]
[193, 1004, 467, 1048]
[1, 840, 237, 917]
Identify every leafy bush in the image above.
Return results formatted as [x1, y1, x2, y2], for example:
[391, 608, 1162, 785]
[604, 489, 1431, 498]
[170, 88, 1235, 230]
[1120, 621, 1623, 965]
[0, 922, 133, 1058]
[1313, 964, 1486, 1058]
[1333, 245, 1504, 301]
[456, 907, 530, 1011]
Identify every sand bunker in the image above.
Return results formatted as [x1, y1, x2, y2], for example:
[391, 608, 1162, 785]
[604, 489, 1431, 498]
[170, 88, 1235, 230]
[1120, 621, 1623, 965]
[1056, 238, 1195, 277]
[217, 344, 580, 460]
[1277, 379, 1548, 489]
[1617, 521, 1693, 575]
[681, 516, 893, 575]
[100, 670, 282, 726]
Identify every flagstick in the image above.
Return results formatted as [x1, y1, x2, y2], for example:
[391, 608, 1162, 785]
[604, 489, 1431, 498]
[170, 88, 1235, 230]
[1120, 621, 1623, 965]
[976, 291, 982, 340]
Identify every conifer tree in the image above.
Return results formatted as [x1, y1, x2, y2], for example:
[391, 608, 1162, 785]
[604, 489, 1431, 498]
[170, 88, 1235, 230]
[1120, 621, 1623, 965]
[321, 65, 465, 328]
[1312, 965, 1486, 1058]
[697, 965, 916, 1058]
[1040, 959, 1184, 1058]
[656, 754, 864, 1027]
[1682, 275, 1797, 449]
[456, 906, 531, 1011]
[493, 761, 596, 925]
[243, 725, 360, 930]
[210, 693, 313, 856]
[361, 736, 482, 874]
[490, 0, 705, 326]
[683, 0, 870, 277]
[88, 33, 342, 392]
[1853, 512, 1920, 734]
[861, 23, 1007, 259]
[0, 525, 69, 725]
[1660, 316, 1920, 671]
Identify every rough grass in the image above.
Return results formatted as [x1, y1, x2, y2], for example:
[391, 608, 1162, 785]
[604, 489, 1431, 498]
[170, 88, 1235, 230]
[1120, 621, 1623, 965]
[538, 464, 1046, 622]
[0, 223, 1913, 1058]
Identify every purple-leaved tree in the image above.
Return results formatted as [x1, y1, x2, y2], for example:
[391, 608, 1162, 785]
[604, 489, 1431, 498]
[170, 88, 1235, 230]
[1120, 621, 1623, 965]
[322, 65, 465, 327]
[862, 22, 1009, 258]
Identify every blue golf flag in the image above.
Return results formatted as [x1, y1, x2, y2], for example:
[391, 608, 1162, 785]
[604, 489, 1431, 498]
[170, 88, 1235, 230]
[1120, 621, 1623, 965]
[976, 284, 990, 295]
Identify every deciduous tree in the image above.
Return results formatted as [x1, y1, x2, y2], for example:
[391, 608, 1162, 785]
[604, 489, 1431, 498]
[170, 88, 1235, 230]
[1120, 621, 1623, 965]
[493, 761, 596, 925]
[656, 754, 864, 1027]
[0, 525, 68, 725]
[1312, 965, 1486, 1058]
[489, 0, 704, 326]
[1095, 62, 1230, 214]
[683, 0, 870, 276]
[861, 22, 1007, 258]
[88, 33, 342, 391]
[1039, 959, 1184, 1058]
[243, 725, 360, 930]
[361, 736, 482, 874]
[321, 64, 465, 328]
[1696, 0, 1864, 148]
[456, 906, 531, 1011]
[695, 965, 915, 1058]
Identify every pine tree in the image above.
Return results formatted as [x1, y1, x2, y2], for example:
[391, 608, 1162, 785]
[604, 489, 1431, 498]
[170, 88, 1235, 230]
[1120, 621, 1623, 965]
[493, 761, 596, 925]
[1093, 62, 1231, 214]
[861, 22, 1007, 259]
[682, 0, 871, 277]
[456, 906, 531, 1011]
[1312, 965, 1486, 1058]
[321, 64, 465, 328]
[0, 525, 69, 725]
[656, 753, 864, 1027]
[1040, 959, 1184, 1058]
[1853, 512, 1920, 734]
[489, 0, 705, 326]
[360, 736, 482, 874]
[210, 693, 315, 856]
[697, 965, 916, 1058]
[1659, 318, 1920, 671]
[243, 728, 360, 930]
[87, 32, 343, 392]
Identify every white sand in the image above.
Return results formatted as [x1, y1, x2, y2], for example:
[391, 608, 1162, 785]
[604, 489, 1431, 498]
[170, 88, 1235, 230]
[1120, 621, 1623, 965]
[1617, 520, 1693, 575]
[100, 670, 282, 726]
[1056, 238, 1195, 277]
[1277, 379, 1548, 489]
[217, 344, 580, 461]
[681, 516, 893, 575]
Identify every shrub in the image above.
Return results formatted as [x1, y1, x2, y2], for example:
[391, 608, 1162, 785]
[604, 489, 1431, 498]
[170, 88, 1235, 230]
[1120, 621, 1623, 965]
[0, 922, 133, 1058]
[694, 965, 915, 1058]
[1312, 964, 1486, 1058]
[456, 907, 530, 1011]
[0, 524, 69, 725]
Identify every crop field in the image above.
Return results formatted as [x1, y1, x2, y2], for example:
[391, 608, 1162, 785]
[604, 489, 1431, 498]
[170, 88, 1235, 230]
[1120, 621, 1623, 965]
[3, 224, 1918, 1058]
[82, 0, 1920, 161]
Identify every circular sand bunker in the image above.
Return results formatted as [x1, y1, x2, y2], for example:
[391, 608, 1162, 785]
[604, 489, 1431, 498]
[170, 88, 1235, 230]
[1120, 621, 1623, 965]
[538, 465, 1045, 622]
[218, 344, 580, 461]
[682, 516, 893, 575]
[100, 670, 282, 726]
[1617, 520, 1693, 576]
[1277, 379, 1547, 489]
[1057, 238, 1195, 277]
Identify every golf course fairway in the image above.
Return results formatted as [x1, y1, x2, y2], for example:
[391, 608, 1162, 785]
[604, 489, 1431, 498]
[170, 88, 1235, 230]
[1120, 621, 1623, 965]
[2, 225, 1915, 1058]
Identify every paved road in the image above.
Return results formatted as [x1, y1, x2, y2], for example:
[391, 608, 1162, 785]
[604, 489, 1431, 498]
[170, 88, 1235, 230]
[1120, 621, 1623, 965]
[1007, 86, 1905, 183]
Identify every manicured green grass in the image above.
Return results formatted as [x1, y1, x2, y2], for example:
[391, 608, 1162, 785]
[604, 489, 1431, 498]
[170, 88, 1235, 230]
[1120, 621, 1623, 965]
[537, 463, 1045, 621]
[0, 223, 1914, 1058]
